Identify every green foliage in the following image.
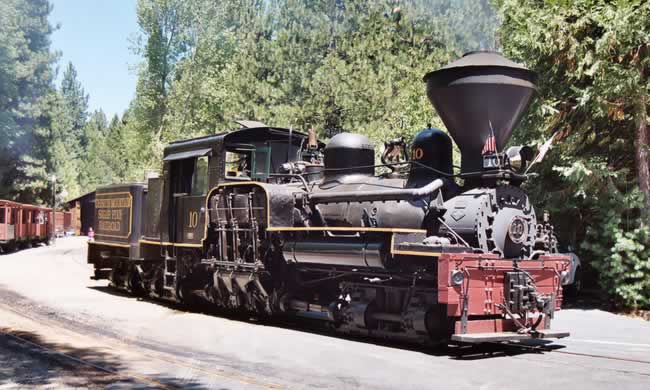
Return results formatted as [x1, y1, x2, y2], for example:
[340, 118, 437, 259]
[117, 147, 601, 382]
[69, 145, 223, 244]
[4, 1, 646, 308]
[0, 0, 58, 204]
[60, 62, 89, 145]
[497, 0, 650, 308]
[132, 0, 498, 151]
[583, 196, 650, 308]
[0, 1, 143, 204]
[44, 89, 83, 199]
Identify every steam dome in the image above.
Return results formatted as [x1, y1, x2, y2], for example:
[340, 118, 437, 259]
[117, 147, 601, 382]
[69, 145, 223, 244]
[323, 133, 375, 179]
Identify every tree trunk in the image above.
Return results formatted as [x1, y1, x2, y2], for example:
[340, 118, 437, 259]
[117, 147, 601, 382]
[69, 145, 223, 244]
[635, 43, 650, 217]
[635, 93, 650, 215]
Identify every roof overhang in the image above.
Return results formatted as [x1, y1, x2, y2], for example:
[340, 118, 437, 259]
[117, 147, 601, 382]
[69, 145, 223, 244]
[162, 148, 212, 161]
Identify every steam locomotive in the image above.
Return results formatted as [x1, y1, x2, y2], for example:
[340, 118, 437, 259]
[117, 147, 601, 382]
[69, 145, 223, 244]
[88, 52, 570, 345]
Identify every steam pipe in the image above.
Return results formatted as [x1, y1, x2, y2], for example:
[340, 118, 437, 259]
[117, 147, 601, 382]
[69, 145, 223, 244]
[306, 178, 444, 204]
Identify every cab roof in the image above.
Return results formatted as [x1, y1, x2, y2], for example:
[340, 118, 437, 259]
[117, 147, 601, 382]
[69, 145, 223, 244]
[164, 126, 324, 157]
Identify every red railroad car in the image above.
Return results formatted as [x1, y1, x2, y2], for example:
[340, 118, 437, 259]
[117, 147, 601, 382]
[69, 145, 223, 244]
[54, 211, 73, 237]
[0, 200, 52, 253]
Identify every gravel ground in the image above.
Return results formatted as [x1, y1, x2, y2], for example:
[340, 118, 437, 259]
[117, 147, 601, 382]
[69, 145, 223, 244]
[0, 237, 648, 389]
[0, 328, 160, 389]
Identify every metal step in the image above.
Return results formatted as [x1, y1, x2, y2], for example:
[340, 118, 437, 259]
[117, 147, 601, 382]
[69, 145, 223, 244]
[163, 257, 176, 290]
[451, 330, 570, 343]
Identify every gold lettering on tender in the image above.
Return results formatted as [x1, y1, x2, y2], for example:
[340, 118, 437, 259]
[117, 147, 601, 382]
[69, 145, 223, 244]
[98, 220, 122, 232]
[96, 195, 131, 234]
[96, 197, 131, 209]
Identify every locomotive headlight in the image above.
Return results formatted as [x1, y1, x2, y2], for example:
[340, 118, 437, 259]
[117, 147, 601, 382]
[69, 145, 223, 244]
[505, 145, 535, 172]
[450, 270, 464, 286]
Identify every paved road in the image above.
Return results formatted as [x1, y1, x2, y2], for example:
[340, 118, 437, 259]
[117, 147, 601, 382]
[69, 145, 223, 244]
[0, 237, 648, 389]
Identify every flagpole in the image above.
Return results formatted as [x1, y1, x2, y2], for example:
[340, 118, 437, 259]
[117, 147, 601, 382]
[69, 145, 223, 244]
[525, 132, 558, 174]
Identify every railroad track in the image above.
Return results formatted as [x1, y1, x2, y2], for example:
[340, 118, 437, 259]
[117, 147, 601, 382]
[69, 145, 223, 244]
[500, 341, 650, 365]
[0, 300, 284, 389]
[2, 291, 648, 388]
[457, 340, 650, 375]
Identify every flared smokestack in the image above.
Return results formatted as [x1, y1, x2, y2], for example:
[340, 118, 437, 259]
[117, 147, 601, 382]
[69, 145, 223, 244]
[423, 51, 537, 173]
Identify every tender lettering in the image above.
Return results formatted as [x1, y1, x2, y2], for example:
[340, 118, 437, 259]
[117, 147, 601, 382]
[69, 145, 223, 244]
[96, 195, 131, 235]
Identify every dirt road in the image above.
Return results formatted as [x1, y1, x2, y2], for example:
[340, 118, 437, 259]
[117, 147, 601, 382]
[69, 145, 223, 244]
[0, 237, 648, 389]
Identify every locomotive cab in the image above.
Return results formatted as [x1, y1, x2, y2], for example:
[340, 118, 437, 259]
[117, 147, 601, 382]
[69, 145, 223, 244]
[145, 126, 326, 248]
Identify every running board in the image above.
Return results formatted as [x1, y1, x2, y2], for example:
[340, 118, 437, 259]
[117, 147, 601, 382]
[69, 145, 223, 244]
[451, 330, 570, 343]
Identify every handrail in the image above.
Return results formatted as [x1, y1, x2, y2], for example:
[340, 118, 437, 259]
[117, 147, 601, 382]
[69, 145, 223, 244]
[306, 179, 444, 204]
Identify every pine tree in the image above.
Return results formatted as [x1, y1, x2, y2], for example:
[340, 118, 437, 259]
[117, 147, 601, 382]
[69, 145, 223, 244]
[497, 0, 650, 307]
[79, 110, 114, 191]
[132, 0, 195, 164]
[60, 62, 89, 145]
[0, 0, 57, 204]
[46, 90, 82, 199]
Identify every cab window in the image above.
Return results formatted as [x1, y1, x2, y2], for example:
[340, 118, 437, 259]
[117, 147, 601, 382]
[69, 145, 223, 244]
[191, 156, 209, 196]
[253, 145, 270, 180]
[0, 208, 5, 224]
[171, 158, 195, 196]
[22, 209, 28, 224]
[225, 151, 251, 178]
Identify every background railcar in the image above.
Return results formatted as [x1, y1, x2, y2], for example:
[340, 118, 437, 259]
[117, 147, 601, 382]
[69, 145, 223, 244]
[0, 200, 20, 252]
[0, 200, 52, 252]
[54, 210, 73, 237]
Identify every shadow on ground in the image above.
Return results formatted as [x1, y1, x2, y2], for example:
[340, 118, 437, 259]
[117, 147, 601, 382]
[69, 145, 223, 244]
[88, 285, 568, 361]
[562, 288, 611, 311]
[0, 242, 47, 256]
[0, 327, 207, 389]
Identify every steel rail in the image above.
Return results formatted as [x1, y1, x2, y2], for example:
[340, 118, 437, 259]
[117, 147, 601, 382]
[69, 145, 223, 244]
[553, 349, 650, 366]
[485, 341, 650, 366]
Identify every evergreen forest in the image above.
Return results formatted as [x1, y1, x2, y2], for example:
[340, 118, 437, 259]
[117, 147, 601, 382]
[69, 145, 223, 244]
[0, 0, 648, 307]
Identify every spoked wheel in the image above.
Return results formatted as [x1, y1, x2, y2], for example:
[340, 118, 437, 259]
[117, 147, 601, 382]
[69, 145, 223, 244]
[126, 265, 145, 296]
[176, 279, 200, 306]
[108, 267, 119, 289]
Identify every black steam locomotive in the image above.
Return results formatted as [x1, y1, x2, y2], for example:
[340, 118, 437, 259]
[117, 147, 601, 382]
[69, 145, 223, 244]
[88, 52, 570, 345]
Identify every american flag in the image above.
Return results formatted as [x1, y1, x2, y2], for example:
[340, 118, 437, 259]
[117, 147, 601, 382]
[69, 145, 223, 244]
[482, 122, 497, 155]
[524, 132, 558, 173]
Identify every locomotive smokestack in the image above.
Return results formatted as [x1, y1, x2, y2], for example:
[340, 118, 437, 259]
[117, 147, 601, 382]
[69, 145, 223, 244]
[423, 51, 537, 174]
